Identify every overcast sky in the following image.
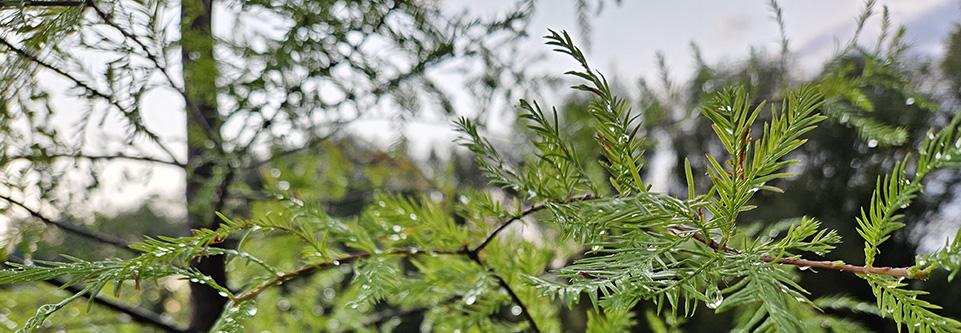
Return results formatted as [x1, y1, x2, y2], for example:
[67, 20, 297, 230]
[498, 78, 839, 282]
[347, 0, 958, 159]
[452, 0, 956, 83]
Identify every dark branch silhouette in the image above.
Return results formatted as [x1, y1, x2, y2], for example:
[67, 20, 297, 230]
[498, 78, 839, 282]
[0, 194, 133, 250]
[4, 256, 185, 333]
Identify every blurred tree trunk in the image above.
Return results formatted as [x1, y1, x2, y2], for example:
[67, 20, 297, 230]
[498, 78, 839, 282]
[181, 0, 227, 330]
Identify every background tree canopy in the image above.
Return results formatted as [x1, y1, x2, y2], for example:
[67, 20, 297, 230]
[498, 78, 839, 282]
[1, 0, 961, 332]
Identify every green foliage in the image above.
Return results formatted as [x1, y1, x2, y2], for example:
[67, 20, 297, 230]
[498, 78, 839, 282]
[817, 1, 936, 148]
[3, 1, 961, 332]
[851, 106, 961, 332]
[700, 85, 825, 240]
[546, 30, 647, 195]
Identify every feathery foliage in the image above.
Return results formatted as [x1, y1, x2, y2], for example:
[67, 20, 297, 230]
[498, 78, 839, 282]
[3, 2, 961, 332]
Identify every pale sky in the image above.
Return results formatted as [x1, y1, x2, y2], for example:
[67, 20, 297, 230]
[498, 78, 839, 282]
[354, 0, 959, 165]
[478, 0, 955, 84]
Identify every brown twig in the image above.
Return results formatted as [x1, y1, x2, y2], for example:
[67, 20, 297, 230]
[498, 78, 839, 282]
[679, 226, 925, 279]
[227, 195, 604, 332]
[230, 248, 461, 303]
[488, 263, 541, 333]
[459, 194, 600, 332]
[472, 194, 597, 253]
[346, 296, 461, 332]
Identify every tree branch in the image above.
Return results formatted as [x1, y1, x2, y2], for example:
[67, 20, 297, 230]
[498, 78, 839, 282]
[679, 226, 926, 279]
[0, 35, 182, 164]
[7, 153, 184, 168]
[3, 256, 186, 333]
[347, 296, 461, 332]
[472, 258, 541, 333]
[0, 193, 133, 250]
[228, 193, 587, 331]
[230, 248, 461, 303]
[84, 0, 221, 155]
[472, 194, 597, 253]
[0, 0, 85, 6]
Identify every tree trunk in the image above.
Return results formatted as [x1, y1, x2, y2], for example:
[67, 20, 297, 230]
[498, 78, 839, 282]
[181, 0, 227, 330]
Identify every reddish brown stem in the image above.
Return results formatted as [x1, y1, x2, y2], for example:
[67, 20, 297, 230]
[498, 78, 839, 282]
[472, 194, 596, 253]
[231, 248, 461, 303]
[681, 226, 924, 279]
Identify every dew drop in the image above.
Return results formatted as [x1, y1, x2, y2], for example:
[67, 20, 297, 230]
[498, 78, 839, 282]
[798, 266, 809, 271]
[510, 305, 522, 316]
[706, 296, 723, 309]
[464, 295, 477, 305]
[393, 225, 403, 232]
[867, 140, 878, 148]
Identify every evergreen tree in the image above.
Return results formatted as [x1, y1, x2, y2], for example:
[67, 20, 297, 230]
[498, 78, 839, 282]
[2, 1, 961, 332]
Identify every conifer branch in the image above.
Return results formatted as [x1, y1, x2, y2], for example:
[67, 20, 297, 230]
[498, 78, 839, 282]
[7, 153, 184, 168]
[0, 36, 181, 164]
[0, 193, 133, 250]
[0, 0, 85, 5]
[230, 248, 461, 303]
[0, 36, 111, 102]
[490, 268, 541, 333]
[3, 256, 186, 333]
[472, 194, 597, 253]
[680, 226, 925, 279]
[347, 296, 461, 332]
[84, 0, 218, 158]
